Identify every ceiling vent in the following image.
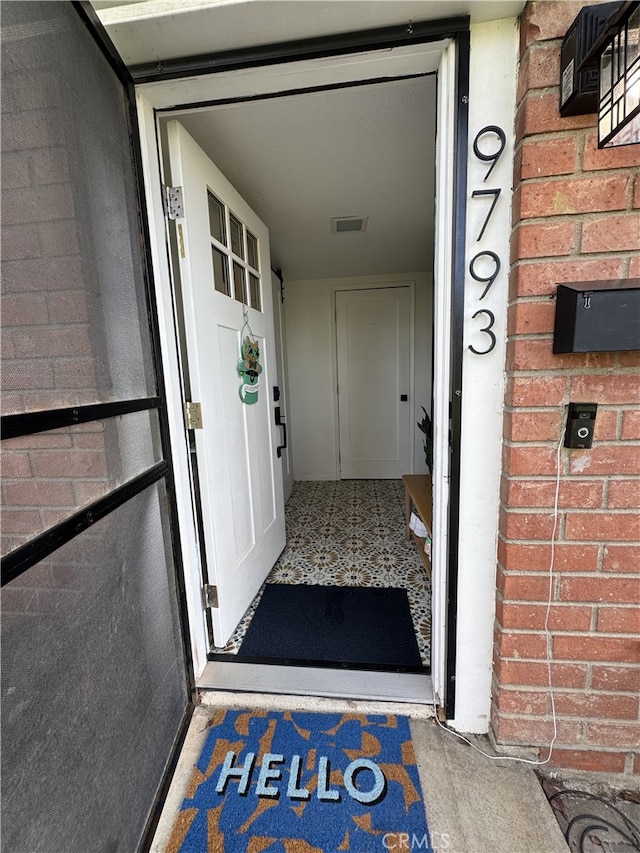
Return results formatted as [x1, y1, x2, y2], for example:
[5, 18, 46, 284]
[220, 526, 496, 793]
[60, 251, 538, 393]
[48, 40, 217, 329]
[331, 216, 368, 233]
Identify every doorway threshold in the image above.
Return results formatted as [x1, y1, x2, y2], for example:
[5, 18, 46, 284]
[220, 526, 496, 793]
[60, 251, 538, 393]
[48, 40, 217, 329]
[196, 660, 434, 704]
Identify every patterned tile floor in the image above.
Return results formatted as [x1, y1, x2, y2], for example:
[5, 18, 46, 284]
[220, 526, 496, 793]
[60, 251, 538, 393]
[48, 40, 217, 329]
[215, 480, 432, 666]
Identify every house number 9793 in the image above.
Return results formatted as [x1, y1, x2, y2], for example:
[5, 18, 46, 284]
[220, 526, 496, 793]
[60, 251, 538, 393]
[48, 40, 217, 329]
[468, 125, 506, 356]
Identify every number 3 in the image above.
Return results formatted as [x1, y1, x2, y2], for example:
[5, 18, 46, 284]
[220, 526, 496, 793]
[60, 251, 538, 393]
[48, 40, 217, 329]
[468, 309, 496, 355]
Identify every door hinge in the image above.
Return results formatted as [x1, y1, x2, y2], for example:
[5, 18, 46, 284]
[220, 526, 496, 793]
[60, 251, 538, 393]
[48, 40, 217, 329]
[202, 584, 219, 609]
[185, 401, 203, 430]
[164, 185, 183, 220]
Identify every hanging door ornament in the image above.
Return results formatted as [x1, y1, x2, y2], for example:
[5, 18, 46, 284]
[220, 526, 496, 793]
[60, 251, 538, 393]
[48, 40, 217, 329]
[238, 307, 262, 404]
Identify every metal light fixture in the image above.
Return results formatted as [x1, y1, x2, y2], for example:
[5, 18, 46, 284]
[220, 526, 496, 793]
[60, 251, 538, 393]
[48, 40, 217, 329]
[560, 1, 640, 148]
[597, 1, 640, 147]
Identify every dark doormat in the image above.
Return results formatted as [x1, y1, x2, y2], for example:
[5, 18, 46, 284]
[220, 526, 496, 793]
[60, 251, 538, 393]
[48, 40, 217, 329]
[237, 584, 422, 668]
[166, 709, 432, 852]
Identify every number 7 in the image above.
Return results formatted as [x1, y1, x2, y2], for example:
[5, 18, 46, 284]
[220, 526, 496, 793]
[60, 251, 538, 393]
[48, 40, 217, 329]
[471, 188, 501, 241]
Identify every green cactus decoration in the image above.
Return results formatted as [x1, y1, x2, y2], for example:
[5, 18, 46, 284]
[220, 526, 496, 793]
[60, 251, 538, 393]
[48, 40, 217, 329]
[417, 406, 433, 473]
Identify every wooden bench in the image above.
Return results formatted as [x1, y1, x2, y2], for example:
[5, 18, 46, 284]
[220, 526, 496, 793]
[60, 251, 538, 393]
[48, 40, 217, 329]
[402, 474, 433, 579]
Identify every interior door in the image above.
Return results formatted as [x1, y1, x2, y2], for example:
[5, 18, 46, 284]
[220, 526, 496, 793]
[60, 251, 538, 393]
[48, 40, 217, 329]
[167, 121, 285, 646]
[336, 286, 412, 479]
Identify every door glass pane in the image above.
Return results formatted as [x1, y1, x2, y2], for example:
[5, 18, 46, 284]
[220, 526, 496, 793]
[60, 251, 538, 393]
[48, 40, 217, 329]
[247, 231, 259, 270]
[249, 273, 262, 312]
[212, 247, 230, 295]
[1, 3, 156, 416]
[1, 409, 163, 558]
[208, 191, 226, 245]
[233, 261, 247, 304]
[229, 213, 244, 259]
[1, 481, 186, 853]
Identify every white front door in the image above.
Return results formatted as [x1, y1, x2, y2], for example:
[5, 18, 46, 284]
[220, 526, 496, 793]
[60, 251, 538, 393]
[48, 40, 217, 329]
[167, 121, 285, 646]
[336, 286, 412, 479]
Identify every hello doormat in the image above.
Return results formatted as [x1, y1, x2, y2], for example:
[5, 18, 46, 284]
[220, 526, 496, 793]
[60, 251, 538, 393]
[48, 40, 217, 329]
[166, 709, 432, 852]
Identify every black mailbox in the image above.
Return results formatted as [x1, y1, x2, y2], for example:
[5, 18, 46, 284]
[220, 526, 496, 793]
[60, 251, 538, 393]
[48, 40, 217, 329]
[553, 279, 640, 353]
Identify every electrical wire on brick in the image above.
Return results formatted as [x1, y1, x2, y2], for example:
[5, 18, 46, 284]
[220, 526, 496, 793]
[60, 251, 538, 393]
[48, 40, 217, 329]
[432, 425, 567, 766]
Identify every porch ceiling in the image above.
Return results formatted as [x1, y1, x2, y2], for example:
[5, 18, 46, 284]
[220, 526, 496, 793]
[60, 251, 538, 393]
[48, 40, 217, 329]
[93, 0, 524, 282]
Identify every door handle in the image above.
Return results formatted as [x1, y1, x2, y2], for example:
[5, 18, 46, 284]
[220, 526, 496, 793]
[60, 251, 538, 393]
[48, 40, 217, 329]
[275, 406, 287, 458]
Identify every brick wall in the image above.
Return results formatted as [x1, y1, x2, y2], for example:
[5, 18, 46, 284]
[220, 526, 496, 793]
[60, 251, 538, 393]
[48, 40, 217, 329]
[492, 1, 640, 774]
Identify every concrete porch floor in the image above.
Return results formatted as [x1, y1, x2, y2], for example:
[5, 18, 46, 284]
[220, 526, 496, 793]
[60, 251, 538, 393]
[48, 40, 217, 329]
[151, 692, 569, 853]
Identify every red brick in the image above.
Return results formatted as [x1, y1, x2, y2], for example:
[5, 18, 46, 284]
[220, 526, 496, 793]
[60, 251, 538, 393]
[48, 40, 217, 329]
[498, 631, 548, 659]
[511, 258, 625, 297]
[506, 375, 567, 407]
[591, 665, 640, 691]
[499, 572, 554, 600]
[570, 374, 640, 405]
[554, 635, 638, 661]
[1, 509, 41, 534]
[494, 717, 583, 746]
[2, 184, 74, 226]
[604, 544, 640, 572]
[39, 221, 80, 257]
[503, 445, 564, 477]
[498, 540, 600, 572]
[521, 1, 588, 46]
[46, 291, 89, 324]
[545, 749, 627, 773]
[73, 433, 106, 450]
[501, 508, 557, 540]
[31, 451, 107, 479]
[592, 409, 618, 440]
[518, 42, 560, 97]
[13, 328, 91, 359]
[555, 691, 638, 720]
[2, 359, 54, 390]
[509, 338, 617, 371]
[1, 153, 31, 190]
[31, 148, 70, 185]
[4, 481, 75, 507]
[519, 137, 577, 180]
[495, 688, 549, 715]
[496, 659, 588, 687]
[2, 225, 41, 261]
[635, 174, 640, 209]
[581, 213, 640, 253]
[74, 481, 108, 506]
[631, 255, 640, 277]
[621, 411, 640, 440]
[5, 433, 73, 450]
[586, 722, 640, 748]
[504, 409, 563, 442]
[511, 220, 576, 261]
[597, 607, 640, 634]
[517, 93, 595, 139]
[508, 300, 556, 335]
[561, 575, 640, 605]
[569, 446, 640, 477]
[583, 131, 640, 171]
[2, 293, 49, 326]
[498, 603, 593, 631]
[518, 175, 630, 219]
[608, 480, 640, 509]
[505, 479, 604, 509]
[566, 511, 640, 542]
[1, 452, 32, 478]
[52, 360, 97, 390]
[1, 109, 66, 153]
[1, 257, 84, 292]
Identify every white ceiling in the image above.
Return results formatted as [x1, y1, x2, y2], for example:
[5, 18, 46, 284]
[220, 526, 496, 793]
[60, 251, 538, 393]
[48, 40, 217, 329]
[94, 0, 523, 281]
[165, 76, 436, 280]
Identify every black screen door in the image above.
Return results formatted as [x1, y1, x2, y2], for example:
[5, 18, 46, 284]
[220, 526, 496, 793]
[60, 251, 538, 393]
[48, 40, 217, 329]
[1, 3, 191, 850]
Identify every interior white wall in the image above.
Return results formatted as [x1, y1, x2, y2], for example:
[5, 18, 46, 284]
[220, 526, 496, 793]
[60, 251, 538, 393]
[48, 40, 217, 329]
[451, 18, 519, 733]
[284, 272, 432, 481]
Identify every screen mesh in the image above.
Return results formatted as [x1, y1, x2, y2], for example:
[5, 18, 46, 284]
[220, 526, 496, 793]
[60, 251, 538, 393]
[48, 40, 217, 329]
[1, 1, 156, 415]
[1, 482, 187, 853]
